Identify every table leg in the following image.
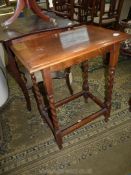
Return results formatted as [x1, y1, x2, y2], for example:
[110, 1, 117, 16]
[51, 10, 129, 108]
[31, 73, 54, 131]
[30, 0, 50, 21]
[104, 66, 115, 122]
[42, 68, 63, 149]
[6, 59, 32, 111]
[4, 42, 31, 111]
[2, 0, 25, 26]
[31, 73, 46, 112]
[81, 60, 89, 103]
[104, 44, 120, 122]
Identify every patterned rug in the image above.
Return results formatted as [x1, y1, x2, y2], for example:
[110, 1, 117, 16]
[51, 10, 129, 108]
[0, 57, 131, 175]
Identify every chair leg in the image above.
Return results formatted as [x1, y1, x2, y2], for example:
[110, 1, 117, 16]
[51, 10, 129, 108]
[64, 67, 73, 95]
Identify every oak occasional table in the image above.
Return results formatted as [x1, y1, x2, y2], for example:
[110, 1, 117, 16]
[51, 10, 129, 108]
[10, 25, 129, 149]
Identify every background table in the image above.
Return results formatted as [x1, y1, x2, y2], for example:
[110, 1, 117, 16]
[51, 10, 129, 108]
[2, 0, 50, 26]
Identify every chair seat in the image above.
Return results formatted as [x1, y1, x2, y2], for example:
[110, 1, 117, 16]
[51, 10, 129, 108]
[94, 3, 117, 24]
[93, 16, 116, 24]
[93, 0, 124, 29]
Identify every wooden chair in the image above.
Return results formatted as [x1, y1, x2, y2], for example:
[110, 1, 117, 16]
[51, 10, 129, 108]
[4, 0, 11, 6]
[93, 0, 124, 29]
[52, 0, 74, 19]
[74, 0, 95, 23]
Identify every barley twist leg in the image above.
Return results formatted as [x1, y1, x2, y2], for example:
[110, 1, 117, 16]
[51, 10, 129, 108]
[81, 60, 89, 103]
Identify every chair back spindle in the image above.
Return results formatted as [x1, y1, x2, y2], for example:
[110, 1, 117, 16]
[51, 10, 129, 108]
[74, 0, 95, 23]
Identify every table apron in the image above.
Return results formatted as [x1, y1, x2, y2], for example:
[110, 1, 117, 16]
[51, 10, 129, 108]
[40, 44, 115, 73]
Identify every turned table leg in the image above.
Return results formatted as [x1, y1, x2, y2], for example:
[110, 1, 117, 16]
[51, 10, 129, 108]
[104, 44, 120, 122]
[4, 42, 31, 111]
[31, 73, 46, 113]
[81, 60, 89, 103]
[104, 66, 115, 122]
[42, 68, 63, 149]
[31, 73, 55, 131]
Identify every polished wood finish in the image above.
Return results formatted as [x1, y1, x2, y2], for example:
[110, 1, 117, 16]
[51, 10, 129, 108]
[2, 0, 51, 26]
[10, 25, 129, 148]
[11, 26, 128, 73]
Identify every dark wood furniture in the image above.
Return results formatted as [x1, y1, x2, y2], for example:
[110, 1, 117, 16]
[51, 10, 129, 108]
[4, 0, 11, 6]
[93, 0, 124, 29]
[74, 0, 95, 23]
[10, 25, 129, 149]
[52, 0, 74, 20]
[1, 0, 51, 26]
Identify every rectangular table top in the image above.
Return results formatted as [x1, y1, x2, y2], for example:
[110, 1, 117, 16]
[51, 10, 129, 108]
[11, 25, 129, 73]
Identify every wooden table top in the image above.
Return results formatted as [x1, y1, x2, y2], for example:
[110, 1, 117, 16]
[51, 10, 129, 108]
[0, 11, 76, 42]
[11, 25, 129, 73]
